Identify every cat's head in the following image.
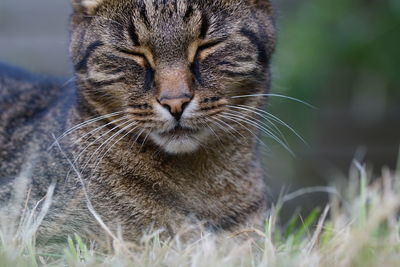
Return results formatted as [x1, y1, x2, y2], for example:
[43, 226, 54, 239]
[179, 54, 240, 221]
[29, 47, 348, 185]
[70, 0, 275, 154]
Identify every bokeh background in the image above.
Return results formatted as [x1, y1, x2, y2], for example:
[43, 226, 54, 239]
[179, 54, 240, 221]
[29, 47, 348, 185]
[1, 0, 399, 217]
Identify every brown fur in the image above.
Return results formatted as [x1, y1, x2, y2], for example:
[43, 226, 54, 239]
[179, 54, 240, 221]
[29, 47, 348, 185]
[0, 0, 276, 244]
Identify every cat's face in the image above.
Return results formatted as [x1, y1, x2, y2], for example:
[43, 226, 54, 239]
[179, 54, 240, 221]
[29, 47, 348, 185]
[70, 0, 275, 154]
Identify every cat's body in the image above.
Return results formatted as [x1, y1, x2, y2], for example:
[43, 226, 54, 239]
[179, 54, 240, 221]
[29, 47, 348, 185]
[0, 0, 275, 243]
[0, 64, 74, 199]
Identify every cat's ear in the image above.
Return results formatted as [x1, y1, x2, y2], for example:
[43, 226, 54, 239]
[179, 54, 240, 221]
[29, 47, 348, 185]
[247, 0, 273, 14]
[248, 0, 270, 4]
[71, 0, 104, 14]
[247, 0, 272, 11]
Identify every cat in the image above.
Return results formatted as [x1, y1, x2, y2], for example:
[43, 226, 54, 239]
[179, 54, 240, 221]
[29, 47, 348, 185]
[0, 0, 276, 244]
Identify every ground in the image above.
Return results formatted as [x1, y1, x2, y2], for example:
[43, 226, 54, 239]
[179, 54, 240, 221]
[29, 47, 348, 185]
[1, 160, 399, 267]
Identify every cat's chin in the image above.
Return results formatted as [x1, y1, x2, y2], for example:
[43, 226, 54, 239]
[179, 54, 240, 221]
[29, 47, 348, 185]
[149, 129, 209, 154]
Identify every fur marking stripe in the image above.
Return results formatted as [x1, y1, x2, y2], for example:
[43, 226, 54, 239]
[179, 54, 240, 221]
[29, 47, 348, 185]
[75, 41, 104, 71]
[199, 13, 210, 39]
[240, 28, 268, 65]
[127, 22, 140, 45]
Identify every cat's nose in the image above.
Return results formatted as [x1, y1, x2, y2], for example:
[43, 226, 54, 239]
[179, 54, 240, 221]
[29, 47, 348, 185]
[159, 96, 192, 120]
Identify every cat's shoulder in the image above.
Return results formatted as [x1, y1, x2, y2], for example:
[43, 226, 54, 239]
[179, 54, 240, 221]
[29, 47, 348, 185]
[0, 62, 74, 128]
[0, 62, 38, 82]
[0, 62, 72, 107]
[0, 62, 62, 95]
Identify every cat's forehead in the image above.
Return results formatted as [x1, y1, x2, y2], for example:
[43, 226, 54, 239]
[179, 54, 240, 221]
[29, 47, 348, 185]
[135, 0, 202, 16]
[117, 0, 240, 55]
[130, 0, 205, 34]
[107, 0, 243, 21]
[129, 0, 238, 11]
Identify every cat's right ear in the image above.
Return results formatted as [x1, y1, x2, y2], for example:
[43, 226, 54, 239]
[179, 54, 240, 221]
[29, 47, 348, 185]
[247, 0, 273, 15]
[71, 0, 103, 14]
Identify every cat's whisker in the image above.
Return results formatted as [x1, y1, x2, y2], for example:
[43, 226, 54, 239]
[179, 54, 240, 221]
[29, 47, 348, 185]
[221, 111, 294, 155]
[60, 77, 75, 88]
[124, 127, 148, 155]
[74, 119, 132, 164]
[202, 121, 223, 146]
[129, 127, 145, 151]
[230, 106, 290, 145]
[151, 132, 166, 158]
[228, 104, 308, 146]
[139, 129, 153, 151]
[230, 93, 317, 109]
[80, 120, 137, 175]
[216, 114, 271, 153]
[206, 117, 243, 141]
[222, 110, 290, 151]
[205, 118, 228, 134]
[72, 116, 129, 146]
[223, 109, 291, 150]
[93, 124, 141, 174]
[65, 119, 132, 180]
[226, 108, 288, 146]
[190, 135, 208, 151]
[226, 107, 289, 147]
[49, 111, 125, 150]
[134, 128, 147, 149]
[215, 116, 249, 141]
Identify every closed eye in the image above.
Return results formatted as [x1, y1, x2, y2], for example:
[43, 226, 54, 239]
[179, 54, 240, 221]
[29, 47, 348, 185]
[117, 48, 145, 57]
[116, 48, 152, 68]
[196, 38, 226, 61]
[190, 38, 227, 82]
[198, 39, 224, 52]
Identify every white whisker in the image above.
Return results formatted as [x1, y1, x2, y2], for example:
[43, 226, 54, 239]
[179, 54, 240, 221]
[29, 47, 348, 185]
[71, 116, 129, 146]
[49, 111, 125, 150]
[230, 93, 317, 109]
[82, 121, 137, 176]
[207, 117, 244, 141]
[65, 119, 131, 180]
[139, 129, 153, 151]
[228, 105, 308, 146]
[93, 124, 141, 174]
[226, 108, 286, 144]
[221, 111, 294, 155]
[216, 114, 271, 153]
[223, 110, 290, 149]
[60, 77, 75, 88]
[202, 121, 223, 145]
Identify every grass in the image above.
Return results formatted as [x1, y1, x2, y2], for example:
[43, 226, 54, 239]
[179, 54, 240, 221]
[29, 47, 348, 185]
[1, 161, 400, 267]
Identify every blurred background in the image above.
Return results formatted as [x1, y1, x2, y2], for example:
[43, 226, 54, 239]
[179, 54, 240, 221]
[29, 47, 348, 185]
[1, 0, 399, 218]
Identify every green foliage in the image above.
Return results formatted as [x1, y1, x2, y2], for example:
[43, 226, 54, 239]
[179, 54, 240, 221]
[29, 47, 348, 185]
[64, 234, 90, 265]
[274, 0, 400, 100]
[270, 0, 400, 143]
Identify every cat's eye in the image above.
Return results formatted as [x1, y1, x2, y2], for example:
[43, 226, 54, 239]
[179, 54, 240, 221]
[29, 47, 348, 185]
[117, 48, 152, 68]
[189, 39, 224, 83]
[198, 39, 224, 53]
[195, 39, 225, 62]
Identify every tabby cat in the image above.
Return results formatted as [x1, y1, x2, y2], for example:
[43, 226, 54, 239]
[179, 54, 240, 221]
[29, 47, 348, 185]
[0, 0, 276, 243]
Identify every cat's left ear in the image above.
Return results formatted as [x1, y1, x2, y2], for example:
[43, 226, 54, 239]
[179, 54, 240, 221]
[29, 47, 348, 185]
[71, 0, 104, 14]
[248, 0, 271, 4]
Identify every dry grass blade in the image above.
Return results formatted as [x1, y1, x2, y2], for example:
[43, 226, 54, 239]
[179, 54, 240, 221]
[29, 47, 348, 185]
[1, 160, 400, 266]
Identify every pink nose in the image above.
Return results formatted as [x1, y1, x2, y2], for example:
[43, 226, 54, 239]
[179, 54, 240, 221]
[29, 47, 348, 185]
[159, 96, 192, 120]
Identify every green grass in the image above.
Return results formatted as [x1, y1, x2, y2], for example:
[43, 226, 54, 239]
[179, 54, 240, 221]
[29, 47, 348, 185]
[1, 162, 400, 267]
